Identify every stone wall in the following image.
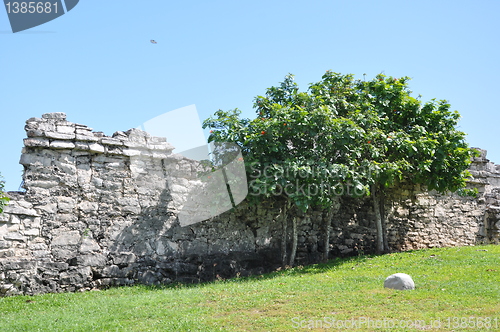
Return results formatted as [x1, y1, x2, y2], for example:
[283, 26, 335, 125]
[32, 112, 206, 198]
[0, 113, 499, 296]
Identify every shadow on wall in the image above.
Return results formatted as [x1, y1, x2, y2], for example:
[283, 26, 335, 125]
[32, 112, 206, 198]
[105, 182, 283, 287]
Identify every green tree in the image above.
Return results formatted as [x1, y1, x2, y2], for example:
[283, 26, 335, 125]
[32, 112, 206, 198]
[204, 75, 367, 265]
[203, 71, 476, 261]
[353, 74, 477, 253]
[304, 71, 476, 253]
[0, 174, 9, 214]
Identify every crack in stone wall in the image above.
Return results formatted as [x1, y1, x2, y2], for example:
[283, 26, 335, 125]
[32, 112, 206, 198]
[0, 113, 499, 296]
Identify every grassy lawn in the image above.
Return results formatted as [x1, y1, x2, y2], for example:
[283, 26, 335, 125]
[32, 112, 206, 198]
[0, 244, 499, 331]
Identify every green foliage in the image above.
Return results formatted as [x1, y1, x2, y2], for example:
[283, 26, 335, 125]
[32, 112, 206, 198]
[203, 71, 476, 210]
[0, 174, 9, 214]
[203, 74, 368, 213]
[354, 74, 475, 193]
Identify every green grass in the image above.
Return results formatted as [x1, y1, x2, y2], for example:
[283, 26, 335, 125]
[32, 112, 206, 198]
[1, 245, 499, 331]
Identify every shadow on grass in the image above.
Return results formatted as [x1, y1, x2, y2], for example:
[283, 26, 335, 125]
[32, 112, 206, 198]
[135, 244, 497, 293]
[136, 253, 386, 293]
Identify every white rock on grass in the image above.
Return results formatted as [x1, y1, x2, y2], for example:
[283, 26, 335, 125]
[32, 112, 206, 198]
[384, 273, 415, 290]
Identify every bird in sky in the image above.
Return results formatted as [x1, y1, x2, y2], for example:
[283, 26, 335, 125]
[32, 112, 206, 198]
[150, 40, 157, 44]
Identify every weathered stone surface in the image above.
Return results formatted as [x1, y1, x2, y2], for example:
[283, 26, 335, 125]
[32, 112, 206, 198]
[2, 114, 499, 297]
[52, 231, 80, 246]
[113, 252, 137, 265]
[45, 131, 75, 140]
[88, 143, 105, 153]
[384, 273, 415, 290]
[50, 141, 75, 149]
[24, 138, 50, 147]
[42, 113, 66, 120]
[3, 205, 39, 217]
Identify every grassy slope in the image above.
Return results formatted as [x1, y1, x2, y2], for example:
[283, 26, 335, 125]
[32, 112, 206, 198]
[0, 245, 499, 331]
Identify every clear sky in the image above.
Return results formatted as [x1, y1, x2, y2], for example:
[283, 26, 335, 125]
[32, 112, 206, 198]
[1, 0, 499, 191]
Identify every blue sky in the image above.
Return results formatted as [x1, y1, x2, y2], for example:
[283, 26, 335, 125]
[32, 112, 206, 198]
[1, 0, 499, 191]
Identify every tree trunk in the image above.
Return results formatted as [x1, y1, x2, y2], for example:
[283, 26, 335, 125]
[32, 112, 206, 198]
[281, 200, 289, 267]
[372, 184, 385, 254]
[323, 209, 332, 262]
[289, 214, 298, 267]
[381, 192, 389, 252]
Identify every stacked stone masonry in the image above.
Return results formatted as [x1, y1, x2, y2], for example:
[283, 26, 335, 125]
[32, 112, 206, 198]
[0, 113, 499, 296]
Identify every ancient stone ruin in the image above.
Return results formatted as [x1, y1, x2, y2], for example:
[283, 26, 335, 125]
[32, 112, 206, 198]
[0, 113, 499, 296]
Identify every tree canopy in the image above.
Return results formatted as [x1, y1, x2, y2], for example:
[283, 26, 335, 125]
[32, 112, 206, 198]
[203, 71, 476, 257]
[0, 174, 9, 214]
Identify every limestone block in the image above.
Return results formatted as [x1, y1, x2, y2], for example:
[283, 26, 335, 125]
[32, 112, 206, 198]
[88, 143, 105, 154]
[75, 134, 99, 142]
[50, 141, 75, 149]
[28, 180, 58, 189]
[91, 177, 103, 187]
[76, 123, 93, 130]
[129, 163, 147, 174]
[79, 238, 100, 253]
[78, 201, 98, 214]
[52, 230, 80, 246]
[125, 128, 149, 143]
[19, 153, 52, 167]
[102, 180, 120, 190]
[180, 239, 209, 256]
[49, 248, 72, 261]
[139, 150, 153, 157]
[59, 266, 92, 285]
[74, 142, 90, 151]
[433, 205, 446, 218]
[24, 138, 50, 147]
[122, 141, 143, 149]
[170, 184, 189, 194]
[3, 205, 39, 217]
[148, 142, 170, 150]
[384, 273, 415, 290]
[37, 203, 57, 214]
[152, 152, 170, 159]
[100, 138, 123, 146]
[9, 215, 21, 224]
[54, 161, 76, 175]
[112, 131, 128, 138]
[113, 252, 137, 265]
[102, 265, 122, 278]
[3, 232, 25, 242]
[56, 125, 75, 134]
[122, 202, 141, 215]
[71, 254, 107, 267]
[58, 197, 76, 213]
[23, 228, 40, 236]
[76, 168, 92, 184]
[28, 242, 48, 250]
[167, 240, 179, 252]
[148, 136, 167, 144]
[104, 161, 123, 168]
[42, 112, 67, 120]
[154, 240, 167, 256]
[45, 131, 75, 140]
[35, 121, 57, 132]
